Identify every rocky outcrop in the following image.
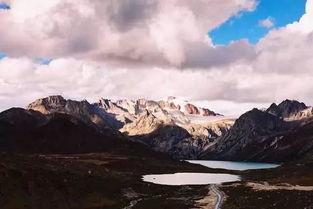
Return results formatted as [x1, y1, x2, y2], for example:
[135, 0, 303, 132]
[116, 99, 139, 115]
[200, 108, 220, 116]
[292, 107, 313, 121]
[96, 98, 136, 127]
[164, 96, 221, 116]
[184, 104, 200, 115]
[183, 120, 232, 141]
[27, 95, 67, 114]
[158, 101, 179, 110]
[120, 110, 167, 136]
[97, 98, 117, 110]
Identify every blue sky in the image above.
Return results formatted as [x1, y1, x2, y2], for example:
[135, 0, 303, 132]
[210, 0, 306, 45]
[0, 53, 52, 65]
[34, 57, 53, 65]
[0, 53, 6, 60]
[0, 3, 10, 10]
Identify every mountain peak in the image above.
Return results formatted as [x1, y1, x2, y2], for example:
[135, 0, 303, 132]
[161, 97, 222, 117]
[266, 99, 308, 118]
[279, 99, 307, 107]
[27, 95, 67, 114]
[166, 96, 177, 101]
[33, 95, 66, 105]
[98, 98, 116, 110]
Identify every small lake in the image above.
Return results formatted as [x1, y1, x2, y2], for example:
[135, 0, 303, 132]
[142, 160, 280, 186]
[142, 173, 240, 186]
[187, 160, 280, 171]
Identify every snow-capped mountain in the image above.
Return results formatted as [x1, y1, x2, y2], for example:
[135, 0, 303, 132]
[95, 96, 234, 136]
[25, 95, 234, 159]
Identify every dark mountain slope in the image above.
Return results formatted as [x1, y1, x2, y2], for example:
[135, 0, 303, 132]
[250, 121, 313, 162]
[201, 100, 313, 162]
[0, 108, 47, 128]
[0, 108, 162, 157]
[266, 99, 308, 118]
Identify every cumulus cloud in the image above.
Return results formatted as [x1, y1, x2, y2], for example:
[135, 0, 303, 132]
[255, 0, 313, 74]
[0, 0, 257, 67]
[1, 56, 313, 115]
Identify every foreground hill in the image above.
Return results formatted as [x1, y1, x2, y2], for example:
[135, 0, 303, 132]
[0, 107, 162, 157]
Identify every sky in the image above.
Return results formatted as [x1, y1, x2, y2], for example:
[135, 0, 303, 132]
[0, 0, 312, 116]
[210, 0, 306, 44]
[0, 3, 10, 10]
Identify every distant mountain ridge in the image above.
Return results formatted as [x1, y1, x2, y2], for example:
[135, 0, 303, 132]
[201, 100, 313, 162]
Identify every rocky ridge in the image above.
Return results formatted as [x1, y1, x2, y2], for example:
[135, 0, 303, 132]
[27, 96, 111, 129]
[266, 99, 308, 119]
[201, 100, 313, 162]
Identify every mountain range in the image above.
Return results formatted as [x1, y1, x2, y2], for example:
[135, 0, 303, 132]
[1, 96, 313, 163]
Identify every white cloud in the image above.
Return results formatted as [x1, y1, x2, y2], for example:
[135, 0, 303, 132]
[259, 17, 275, 28]
[1, 56, 313, 116]
[0, 0, 257, 67]
[287, 0, 313, 33]
[192, 100, 270, 117]
[255, 0, 313, 74]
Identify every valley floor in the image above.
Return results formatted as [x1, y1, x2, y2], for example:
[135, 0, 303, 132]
[0, 153, 312, 209]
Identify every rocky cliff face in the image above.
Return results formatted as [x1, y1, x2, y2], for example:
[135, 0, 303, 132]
[132, 125, 209, 159]
[184, 104, 200, 115]
[120, 110, 167, 136]
[201, 100, 313, 162]
[183, 103, 220, 116]
[96, 98, 136, 127]
[292, 107, 313, 120]
[164, 96, 221, 117]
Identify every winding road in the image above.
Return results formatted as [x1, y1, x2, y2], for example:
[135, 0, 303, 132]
[210, 185, 224, 209]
